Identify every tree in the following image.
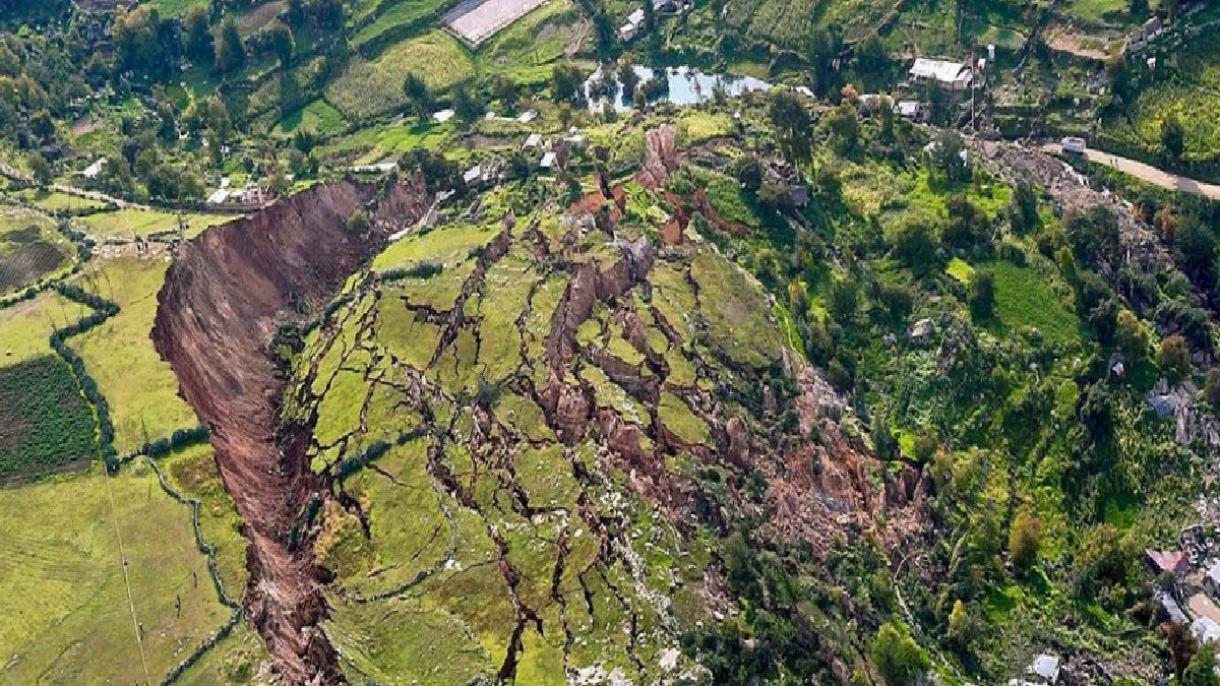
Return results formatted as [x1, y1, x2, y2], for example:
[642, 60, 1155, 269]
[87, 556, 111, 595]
[968, 269, 995, 320]
[823, 101, 860, 154]
[618, 61, 640, 98]
[767, 90, 813, 163]
[592, 9, 616, 55]
[855, 33, 890, 75]
[1115, 310, 1149, 359]
[1128, 0, 1149, 16]
[28, 151, 52, 185]
[491, 75, 519, 113]
[215, 18, 246, 73]
[183, 6, 214, 62]
[1162, 114, 1186, 162]
[402, 72, 432, 121]
[1184, 646, 1220, 686]
[1008, 512, 1041, 571]
[943, 194, 987, 249]
[1173, 216, 1218, 291]
[551, 64, 586, 104]
[930, 130, 969, 183]
[452, 83, 482, 122]
[1205, 369, 1220, 407]
[268, 21, 295, 66]
[946, 600, 976, 655]
[872, 622, 930, 686]
[1157, 334, 1191, 381]
[1167, 618, 1200, 681]
[346, 210, 371, 235]
[892, 215, 940, 276]
[729, 154, 764, 193]
[1007, 181, 1039, 234]
[30, 109, 54, 141]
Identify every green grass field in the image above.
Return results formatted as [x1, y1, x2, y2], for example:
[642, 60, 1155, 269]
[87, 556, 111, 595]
[276, 98, 349, 137]
[351, 0, 456, 48]
[325, 31, 474, 119]
[12, 189, 110, 213]
[982, 259, 1083, 346]
[0, 461, 233, 684]
[0, 290, 92, 363]
[72, 257, 200, 453]
[76, 209, 233, 240]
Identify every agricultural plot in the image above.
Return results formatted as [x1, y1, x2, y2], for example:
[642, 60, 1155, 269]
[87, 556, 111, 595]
[72, 257, 200, 453]
[275, 98, 349, 137]
[352, 0, 457, 48]
[11, 188, 110, 214]
[0, 205, 73, 296]
[1108, 40, 1220, 166]
[443, 0, 549, 46]
[324, 31, 474, 119]
[76, 208, 233, 240]
[0, 461, 233, 685]
[0, 356, 97, 480]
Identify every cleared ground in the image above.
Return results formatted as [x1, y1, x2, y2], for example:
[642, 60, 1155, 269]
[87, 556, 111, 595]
[443, 0, 550, 46]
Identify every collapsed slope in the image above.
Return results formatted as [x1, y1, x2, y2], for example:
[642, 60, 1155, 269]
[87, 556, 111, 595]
[151, 179, 430, 684]
[283, 151, 927, 683]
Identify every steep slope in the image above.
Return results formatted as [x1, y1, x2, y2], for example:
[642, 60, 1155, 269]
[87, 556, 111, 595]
[151, 179, 431, 684]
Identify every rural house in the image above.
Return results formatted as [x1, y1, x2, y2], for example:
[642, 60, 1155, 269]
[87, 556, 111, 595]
[908, 58, 973, 91]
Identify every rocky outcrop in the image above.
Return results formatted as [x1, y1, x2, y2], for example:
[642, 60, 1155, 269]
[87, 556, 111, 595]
[152, 179, 430, 685]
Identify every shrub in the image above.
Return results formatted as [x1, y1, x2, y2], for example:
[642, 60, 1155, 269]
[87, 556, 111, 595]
[1157, 334, 1191, 381]
[871, 622, 930, 686]
[968, 269, 995, 321]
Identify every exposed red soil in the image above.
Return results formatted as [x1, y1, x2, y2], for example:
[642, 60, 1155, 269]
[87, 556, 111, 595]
[152, 180, 430, 685]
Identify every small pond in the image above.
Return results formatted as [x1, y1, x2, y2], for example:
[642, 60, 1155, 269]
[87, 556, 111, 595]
[584, 65, 772, 112]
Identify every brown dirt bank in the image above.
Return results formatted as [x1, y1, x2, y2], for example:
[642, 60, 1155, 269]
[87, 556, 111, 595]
[152, 179, 430, 685]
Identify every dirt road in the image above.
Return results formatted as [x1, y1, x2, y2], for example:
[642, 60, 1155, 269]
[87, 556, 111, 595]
[1042, 143, 1220, 201]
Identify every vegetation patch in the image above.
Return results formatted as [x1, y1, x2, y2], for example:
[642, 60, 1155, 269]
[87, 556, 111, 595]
[0, 355, 97, 479]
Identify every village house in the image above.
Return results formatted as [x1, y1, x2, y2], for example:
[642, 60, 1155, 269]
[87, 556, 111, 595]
[1147, 549, 1190, 578]
[1204, 561, 1220, 597]
[908, 58, 973, 91]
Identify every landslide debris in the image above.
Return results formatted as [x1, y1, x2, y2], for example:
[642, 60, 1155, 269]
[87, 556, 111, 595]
[285, 141, 927, 683]
[152, 179, 430, 685]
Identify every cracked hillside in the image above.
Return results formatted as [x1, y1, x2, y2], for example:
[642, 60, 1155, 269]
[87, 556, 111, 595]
[280, 138, 926, 684]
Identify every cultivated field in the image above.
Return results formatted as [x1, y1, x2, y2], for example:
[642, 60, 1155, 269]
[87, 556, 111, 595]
[0, 205, 73, 296]
[324, 31, 474, 119]
[443, 0, 550, 46]
[0, 356, 97, 479]
[0, 290, 91, 363]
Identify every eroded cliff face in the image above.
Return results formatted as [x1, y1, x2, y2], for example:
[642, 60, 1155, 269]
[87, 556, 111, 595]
[152, 180, 430, 685]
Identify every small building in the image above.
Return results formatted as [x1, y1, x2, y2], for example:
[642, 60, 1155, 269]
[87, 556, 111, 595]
[433, 109, 456, 123]
[909, 318, 935, 343]
[652, 0, 678, 12]
[539, 151, 557, 169]
[1204, 561, 1220, 597]
[619, 22, 638, 41]
[463, 164, 483, 185]
[1149, 393, 1179, 419]
[517, 110, 538, 124]
[788, 185, 809, 207]
[1147, 549, 1190, 577]
[1194, 617, 1220, 645]
[1027, 654, 1060, 685]
[908, 58, 973, 91]
[896, 100, 923, 119]
[206, 188, 229, 205]
[523, 133, 542, 149]
[1156, 591, 1189, 625]
[80, 157, 107, 179]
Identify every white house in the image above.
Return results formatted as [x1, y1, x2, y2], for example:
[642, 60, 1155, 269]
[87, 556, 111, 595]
[80, 157, 107, 179]
[909, 58, 973, 91]
[433, 109, 456, 123]
[1027, 654, 1060, 685]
